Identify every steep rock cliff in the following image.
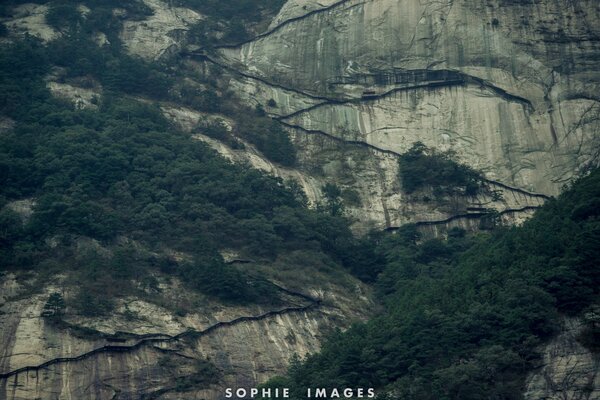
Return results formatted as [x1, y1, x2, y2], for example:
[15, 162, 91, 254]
[208, 0, 600, 229]
[525, 317, 600, 400]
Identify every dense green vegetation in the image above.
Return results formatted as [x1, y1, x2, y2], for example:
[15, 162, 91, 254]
[236, 109, 298, 166]
[0, 32, 346, 311]
[167, 357, 221, 393]
[178, 86, 297, 166]
[399, 142, 485, 196]
[265, 170, 600, 399]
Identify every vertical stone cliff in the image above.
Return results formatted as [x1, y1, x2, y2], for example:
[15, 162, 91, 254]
[209, 0, 599, 231]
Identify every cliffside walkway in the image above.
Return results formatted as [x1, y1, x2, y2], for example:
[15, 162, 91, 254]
[0, 282, 320, 381]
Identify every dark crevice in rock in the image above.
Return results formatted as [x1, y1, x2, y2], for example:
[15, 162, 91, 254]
[184, 42, 550, 225]
[275, 101, 331, 120]
[466, 75, 534, 111]
[0, 284, 320, 381]
[385, 206, 542, 231]
[186, 53, 534, 122]
[150, 346, 196, 360]
[224, 258, 255, 264]
[275, 79, 467, 120]
[481, 179, 550, 200]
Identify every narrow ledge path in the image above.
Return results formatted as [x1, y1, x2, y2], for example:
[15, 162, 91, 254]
[385, 206, 542, 231]
[0, 284, 320, 381]
[186, 53, 548, 200]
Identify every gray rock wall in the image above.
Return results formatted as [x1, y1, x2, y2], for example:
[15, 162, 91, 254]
[218, 0, 600, 197]
[0, 273, 373, 399]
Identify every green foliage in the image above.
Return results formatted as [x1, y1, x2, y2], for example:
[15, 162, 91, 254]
[198, 119, 229, 140]
[174, 358, 221, 391]
[399, 142, 484, 196]
[41, 292, 65, 318]
[0, 38, 51, 120]
[236, 112, 297, 166]
[187, 19, 219, 47]
[0, 208, 24, 247]
[179, 256, 277, 303]
[195, 118, 243, 149]
[83, 0, 153, 20]
[45, 4, 83, 30]
[265, 169, 600, 399]
[159, 356, 221, 392]
[319, 183, 345, 216]
[73, 288, 116, 317]
[0, 37, 362, 305]
[47, 34, 172, 98]
[577, 306, 600, 353]
[180, 86, 222, 113]
[341, 188, 362, 206]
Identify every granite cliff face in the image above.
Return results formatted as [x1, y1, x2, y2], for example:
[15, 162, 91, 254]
[0, 268, 373, 399]
[19, 0, 595, 232]
[208, 0, 600, 231]
[525, 317, 600, 400]
[1, 1, 599, 399]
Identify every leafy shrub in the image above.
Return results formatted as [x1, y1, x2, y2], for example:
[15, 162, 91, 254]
[341, 189, 361, 206]
[318, 183, 344, 216]
[0, 33, 356, 306]
[399, 142, 484, 196]
[180, 256, 278, 303]
[73, 288, 115, 317]
[41, 292, 65, 318]
[180, 86, 221, 112]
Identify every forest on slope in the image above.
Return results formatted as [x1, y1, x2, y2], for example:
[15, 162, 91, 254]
[264, 169, 600, 399]
[0, 0, 365, 314]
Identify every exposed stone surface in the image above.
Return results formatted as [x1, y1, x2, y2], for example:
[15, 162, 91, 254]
[160, 104, 324, 205]
[0, 269, 373, 399]
[3, 4, 59, 42]
[47, 82, 101, 110]
[268, 0, 340, 29]
[218, 0, 600, 198]
[0, 117, 15, 135]
[2, 1, 599, 398]
[525, 317, 600, 400]
[4, 198, 35, 224]
[120, 0, 202, 60]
